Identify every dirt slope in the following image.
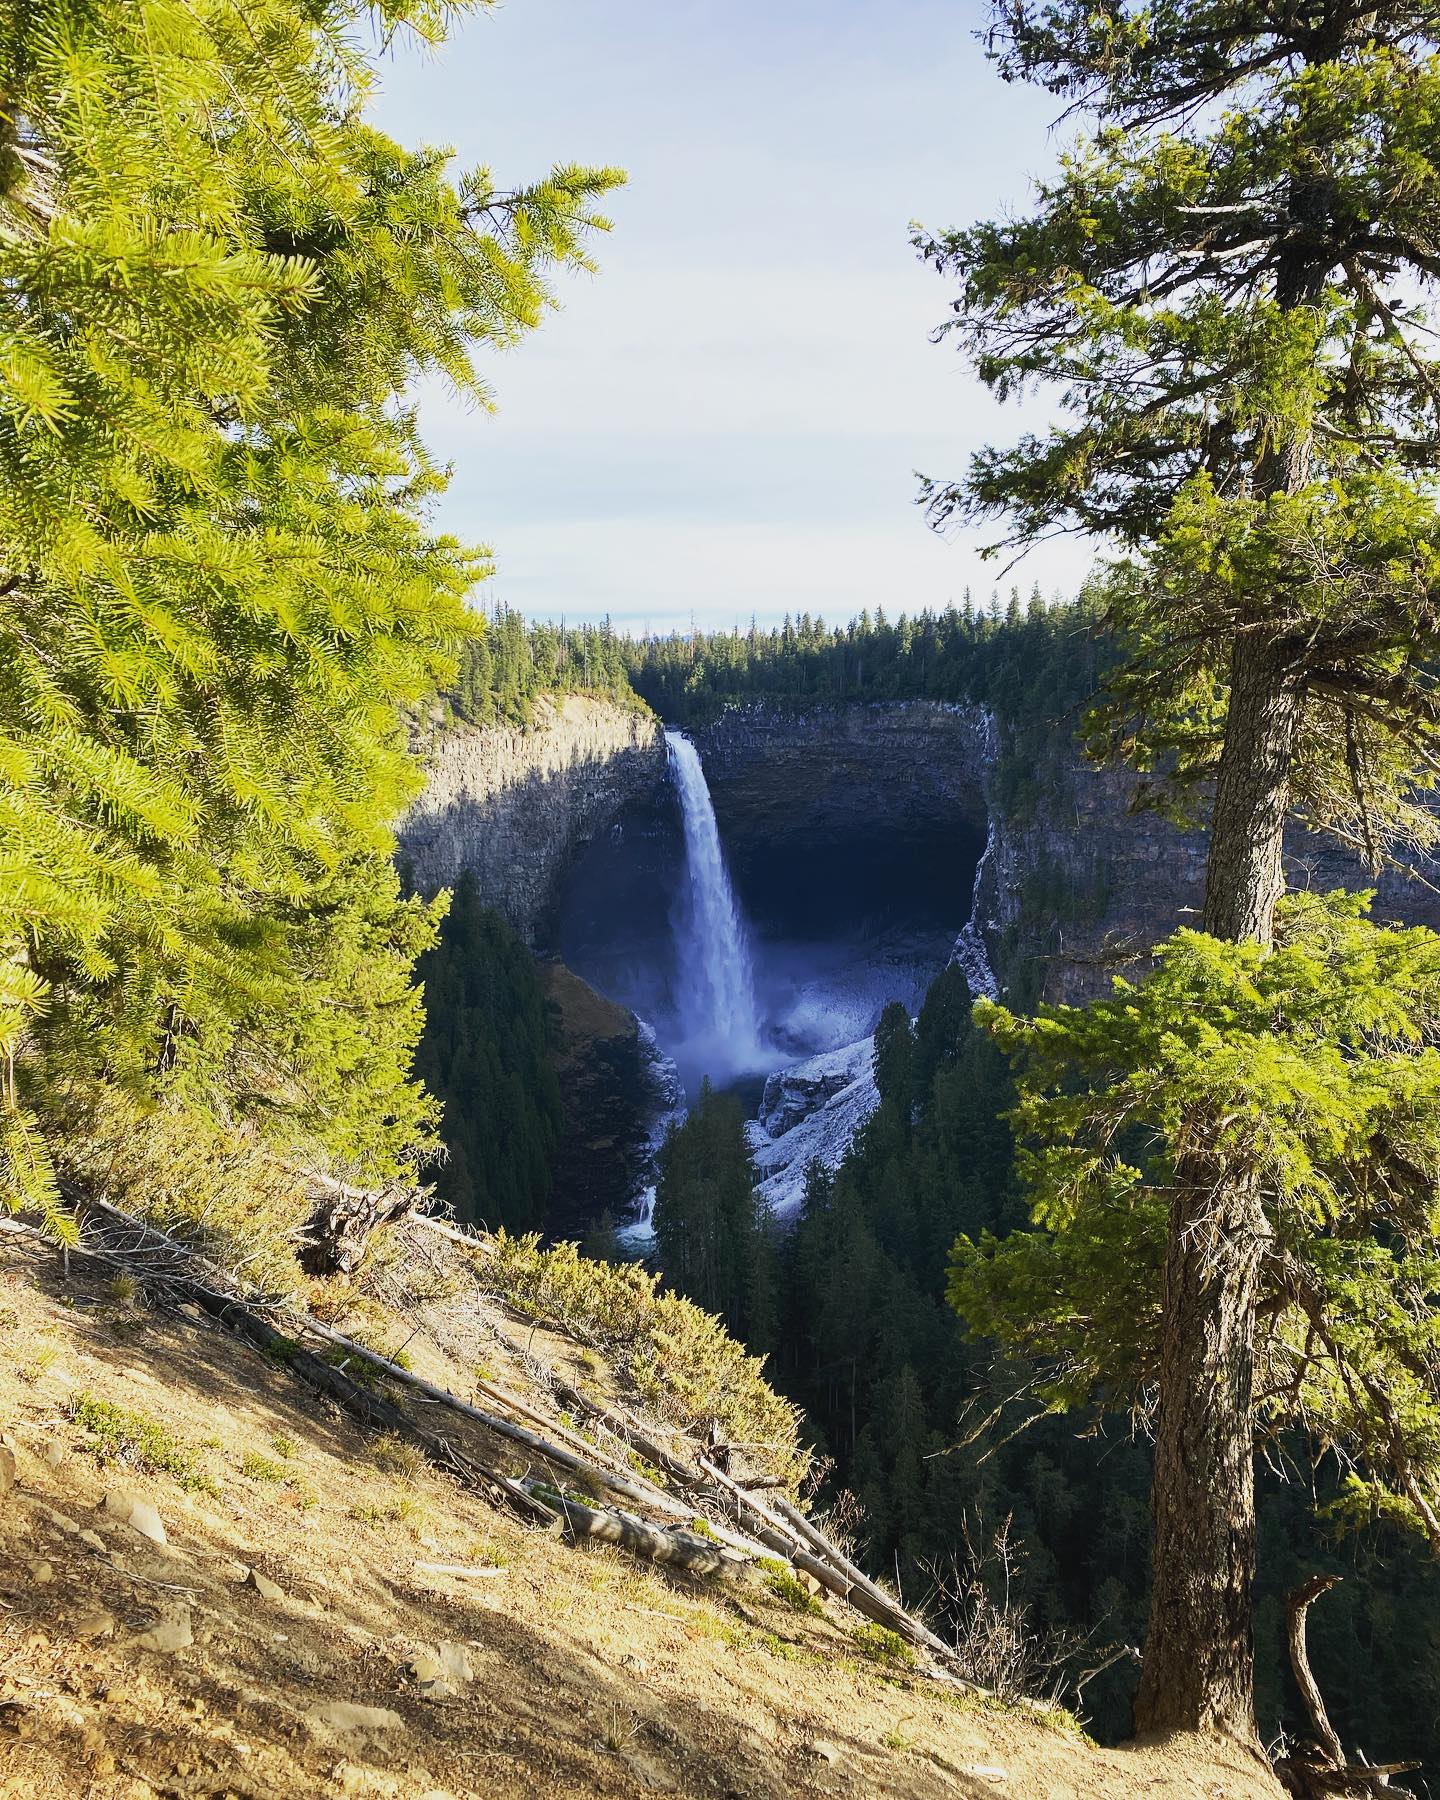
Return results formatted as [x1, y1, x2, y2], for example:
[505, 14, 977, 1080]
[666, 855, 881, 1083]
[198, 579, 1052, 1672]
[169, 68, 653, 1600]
[0, 1232, 1282, 1800]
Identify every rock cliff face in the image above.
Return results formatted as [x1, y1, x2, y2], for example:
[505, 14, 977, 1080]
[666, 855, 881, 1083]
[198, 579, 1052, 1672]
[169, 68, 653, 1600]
[535, 961, 675, 1237]
[683, 699, 1440, 1005]
[982, 759, 1208, 1005]
[986, 754, 1440, 1005]
[689, 701, 988, 842]
[688, 702, 988, 929]
[403, 689, 1440, 1033]
[398, 695, 665, 943]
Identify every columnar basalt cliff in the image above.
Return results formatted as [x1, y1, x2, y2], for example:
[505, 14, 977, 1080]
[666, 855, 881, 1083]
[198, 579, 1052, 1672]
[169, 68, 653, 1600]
[402, 693, 1440, 1016]
[688, 700, 989, 878]
[982, 759, 1208, 1006]
[399, 694, 665, 943]
[683, 700, 1440, 1006]
[986, 754, 1440, 1006]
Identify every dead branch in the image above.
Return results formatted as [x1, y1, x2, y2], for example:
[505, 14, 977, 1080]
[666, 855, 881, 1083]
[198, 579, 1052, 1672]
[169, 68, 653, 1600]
[1289, 1575, 1346, 1770]
[1272, 1574, 1420, 1797]
[5, 1198, 1025, 1698]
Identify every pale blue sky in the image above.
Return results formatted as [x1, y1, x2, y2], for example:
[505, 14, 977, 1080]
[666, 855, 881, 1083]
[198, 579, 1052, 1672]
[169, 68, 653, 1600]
[371, 0, 1092, 631]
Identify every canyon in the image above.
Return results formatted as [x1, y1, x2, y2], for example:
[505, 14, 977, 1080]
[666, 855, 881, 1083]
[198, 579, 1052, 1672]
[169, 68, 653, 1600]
[400, 693, 665, 945]
[399, 691, 1440, 1227]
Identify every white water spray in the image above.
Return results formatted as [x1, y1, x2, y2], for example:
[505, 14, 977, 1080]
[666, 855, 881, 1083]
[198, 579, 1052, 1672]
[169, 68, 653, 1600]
[951, 817, 999, 1001]
[666, 730, 766, 1083]
[950, 711, 1000, 1002]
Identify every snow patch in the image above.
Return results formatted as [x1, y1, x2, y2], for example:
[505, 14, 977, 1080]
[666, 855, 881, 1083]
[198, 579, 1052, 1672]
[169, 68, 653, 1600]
[950, 811, 999, 1002]
[746, 1036, 879, 1218]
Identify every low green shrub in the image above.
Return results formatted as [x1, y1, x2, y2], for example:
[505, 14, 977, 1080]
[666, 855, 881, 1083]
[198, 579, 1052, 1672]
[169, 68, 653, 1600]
[241, 1450, 287, 1484]
[477, 1232, 808, 1491]
[850, 1624, 915, 1668]
[763, 1568, 823, 1615]
[71, 1392, 220, 1496]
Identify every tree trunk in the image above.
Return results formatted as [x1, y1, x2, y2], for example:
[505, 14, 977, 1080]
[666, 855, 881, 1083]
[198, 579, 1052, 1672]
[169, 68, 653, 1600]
[1133, 633, 1304, 1742]
[1132, 1165, 1268, 1738]
[299, 1172, 427, 1277]
[1201, 634, 1305, 948]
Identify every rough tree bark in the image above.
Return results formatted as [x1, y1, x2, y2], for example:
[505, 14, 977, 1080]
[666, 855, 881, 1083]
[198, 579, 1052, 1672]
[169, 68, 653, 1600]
[1200, 638, 1306, 948]
[1132, 635, 1305, 1740]
[1131, 1165, 1270, 1736]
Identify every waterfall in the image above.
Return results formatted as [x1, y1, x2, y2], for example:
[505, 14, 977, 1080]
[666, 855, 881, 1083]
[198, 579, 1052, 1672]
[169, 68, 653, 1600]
[951, 816, 999, 1001]
[950, 712, 1000, 1002]
[666, 730, 765, 1082]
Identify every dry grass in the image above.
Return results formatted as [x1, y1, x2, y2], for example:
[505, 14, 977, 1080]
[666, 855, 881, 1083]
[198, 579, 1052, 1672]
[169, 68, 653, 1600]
[0, 1237, 1284, 1800]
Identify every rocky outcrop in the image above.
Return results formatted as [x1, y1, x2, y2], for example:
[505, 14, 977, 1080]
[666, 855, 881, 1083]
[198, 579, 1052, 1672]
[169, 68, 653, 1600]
[985, 755, 1440, 1005]
[536, 961, 670, 1235]
[684, 697, 1440, 1006]
[746, 1036, 879, 1217]
[981, 759, 1209, 1004]
[399, 695, 665, 943]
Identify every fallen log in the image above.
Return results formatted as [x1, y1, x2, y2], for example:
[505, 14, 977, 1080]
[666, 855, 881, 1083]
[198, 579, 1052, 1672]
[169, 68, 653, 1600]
[695, 1454, 978, 1679]
[294, 1311, 774, 1554]
[772, 1494, 904, 1620]
[14, 1197, 1003, 1677]
[542, 1377, 937, 1647]
[2, 1209, 557, 1527]
[543, 1375, 958, 1652]
[412, 1213, 493, 1253]
[521, 1479, 744, 1578]
[550, 1378, 714, 1496]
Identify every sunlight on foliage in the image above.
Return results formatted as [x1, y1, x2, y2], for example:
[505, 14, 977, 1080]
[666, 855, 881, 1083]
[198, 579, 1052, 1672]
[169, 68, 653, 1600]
[477, 1231, 808, 1492]
[954, 892, 1440, 1547]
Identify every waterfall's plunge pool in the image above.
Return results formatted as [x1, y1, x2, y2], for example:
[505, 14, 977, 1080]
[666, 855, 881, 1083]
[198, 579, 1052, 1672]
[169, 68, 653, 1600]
[554, 730, 988, 1160]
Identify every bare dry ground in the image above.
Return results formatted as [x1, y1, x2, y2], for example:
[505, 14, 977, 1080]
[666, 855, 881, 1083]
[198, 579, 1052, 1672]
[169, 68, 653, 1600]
[0, 1232, 1283, 1800]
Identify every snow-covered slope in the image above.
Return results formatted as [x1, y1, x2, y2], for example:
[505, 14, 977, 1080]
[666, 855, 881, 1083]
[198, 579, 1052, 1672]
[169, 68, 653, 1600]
[745, 1036, 879, 1217]
[746, 865, 1001, 1218]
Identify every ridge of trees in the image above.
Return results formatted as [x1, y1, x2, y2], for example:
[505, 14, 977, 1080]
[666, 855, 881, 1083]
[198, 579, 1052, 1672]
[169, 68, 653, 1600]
[622, 588, 1111, 735]
[446, 607, 642, 730]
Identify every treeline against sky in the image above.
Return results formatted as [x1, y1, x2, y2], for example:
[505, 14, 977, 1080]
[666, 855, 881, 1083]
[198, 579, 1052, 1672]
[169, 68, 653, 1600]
[621, 586, 1113, 733]
[440, 589, 1114, 728]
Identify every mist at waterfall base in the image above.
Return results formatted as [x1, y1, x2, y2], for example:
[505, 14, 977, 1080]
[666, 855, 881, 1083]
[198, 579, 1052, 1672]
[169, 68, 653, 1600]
[556, 731, 986, 1110]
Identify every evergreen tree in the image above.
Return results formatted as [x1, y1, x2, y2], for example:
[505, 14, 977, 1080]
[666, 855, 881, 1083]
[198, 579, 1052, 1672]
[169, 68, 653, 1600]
[918, 0, 1440, 1737]
[412, 876, 563, 1233]
[0, 0, 622, 1225]
[653, 1081, 775, 1350]
[955, 895, 1440, 1728]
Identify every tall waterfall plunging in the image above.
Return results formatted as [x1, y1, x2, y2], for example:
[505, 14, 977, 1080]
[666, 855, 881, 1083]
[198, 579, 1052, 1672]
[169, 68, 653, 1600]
[666, 730, 766, 1089]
